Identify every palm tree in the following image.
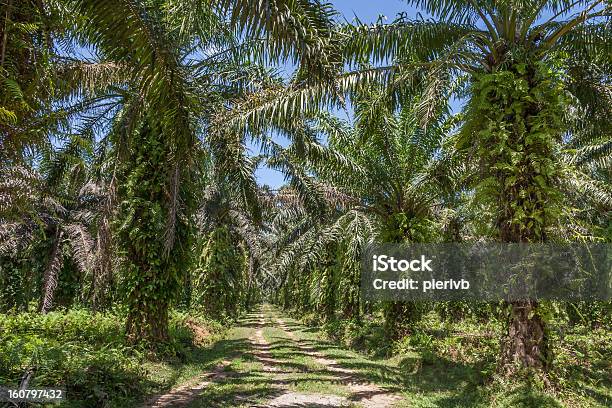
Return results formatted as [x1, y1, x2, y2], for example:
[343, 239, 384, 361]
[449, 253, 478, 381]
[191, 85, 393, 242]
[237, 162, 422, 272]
[0, 134, 103, 313]
[233, 0, 610, 371]
[261, 84, 459, 334]
[189, 161, 272, 317]
[338, 0, 611, 371]
[54, 0, 340, 343]
[320, 90, 460, 337]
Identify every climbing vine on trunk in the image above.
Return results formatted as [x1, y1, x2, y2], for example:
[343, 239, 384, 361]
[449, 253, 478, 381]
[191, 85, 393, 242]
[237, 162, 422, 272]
[193, 225, 247, 319]
[463, 59, 569, 372]
[116, 117, 191, 344]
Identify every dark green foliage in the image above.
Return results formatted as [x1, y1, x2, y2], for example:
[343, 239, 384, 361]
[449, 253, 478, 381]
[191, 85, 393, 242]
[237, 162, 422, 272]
[0, 256, 30, 311]
[0, 309, 225, 407]
[0, 310, 146, 407]
[116, 117, 192, 343]
[0, 0, 56, 160]
[383, 301, 429, 341]
[381, 213, 438, 243]
[0, 231, 63, 313]
[462, 62, 568, 242]
[459, 59, 579, 371]
[193, 226, 247, 319]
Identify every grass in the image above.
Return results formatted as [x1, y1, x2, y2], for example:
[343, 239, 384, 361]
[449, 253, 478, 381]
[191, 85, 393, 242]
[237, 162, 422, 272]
[184, 315, 279, 407]
[0, 308, 227, 408]
[185, 307, 380, 407]
[292, 307, 611, 408]
[2, 305, 608, 407]
[260, 318, 351, 398]
[186, 305, 610, 407]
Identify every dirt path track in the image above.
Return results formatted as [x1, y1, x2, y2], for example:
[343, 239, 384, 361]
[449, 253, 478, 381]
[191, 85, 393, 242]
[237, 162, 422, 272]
[141, 305, 403, 407]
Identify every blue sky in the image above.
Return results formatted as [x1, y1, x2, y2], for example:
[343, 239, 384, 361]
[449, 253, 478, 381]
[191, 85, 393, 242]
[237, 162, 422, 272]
[333, 0, 421, 23]
[252, 0, 425, 188]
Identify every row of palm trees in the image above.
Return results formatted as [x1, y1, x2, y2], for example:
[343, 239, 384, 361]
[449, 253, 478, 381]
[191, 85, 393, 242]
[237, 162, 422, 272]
[264, 76, 609, 371]
[1, 0, 610, 372]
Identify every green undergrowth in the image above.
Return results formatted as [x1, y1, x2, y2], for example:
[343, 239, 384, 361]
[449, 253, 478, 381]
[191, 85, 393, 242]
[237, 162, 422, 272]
[0, 308, 228, 407]
[294, 309, 611, 407]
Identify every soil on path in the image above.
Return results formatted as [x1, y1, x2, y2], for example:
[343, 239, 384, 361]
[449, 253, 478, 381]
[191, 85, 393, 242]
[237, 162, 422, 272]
[274, 316, 402, 408]
[141, 306, 403, 407]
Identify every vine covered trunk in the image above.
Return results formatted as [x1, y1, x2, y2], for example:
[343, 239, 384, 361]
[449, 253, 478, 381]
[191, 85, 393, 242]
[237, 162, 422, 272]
[126, 297, 170, 342]
[193, 226, 247, 318]
[118, 118, 189, 344]
[383, 301, 423, 340]
[468, 60, 567, 372]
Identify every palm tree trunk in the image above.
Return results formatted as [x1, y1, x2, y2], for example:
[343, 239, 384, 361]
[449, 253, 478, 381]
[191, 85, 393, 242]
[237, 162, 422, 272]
[501, 300, 550, 371]
[470, 63, 563, 373]
[39, 227, 63, 313]
[498, 212, 552, 372]
[126, 298, 170, 343]
[0, 0, 13, 67]
[246, 253, 256, 310]
[383, 301, 421, 340]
